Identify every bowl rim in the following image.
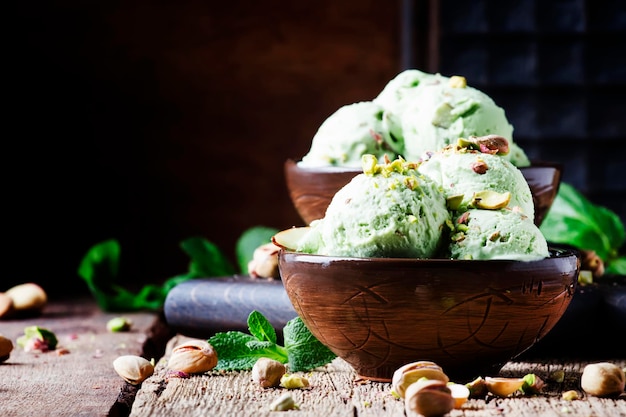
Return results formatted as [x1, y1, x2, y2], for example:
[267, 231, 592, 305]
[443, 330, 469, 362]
[278, 247, 578, 264]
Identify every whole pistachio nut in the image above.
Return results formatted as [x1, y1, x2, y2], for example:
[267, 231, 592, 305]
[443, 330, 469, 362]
[0, 333, 14, 362]
[167, 339, 218, 374]
[252, 357, 286, 388]
[0, 293, 15, 319]
[392, 361, 449, 399]
[5, 283, 47, 313]
[581, 362, 625, 398]
[113, 355, 155, 385]
[247, 242, 280, 279]
[405, 378, 455, 417]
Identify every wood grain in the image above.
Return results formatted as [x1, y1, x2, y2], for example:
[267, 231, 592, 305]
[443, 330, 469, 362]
[130, 335, 626, 417]
[0, 298, 168, 417]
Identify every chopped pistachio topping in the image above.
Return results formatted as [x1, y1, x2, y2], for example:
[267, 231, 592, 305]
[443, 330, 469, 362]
[446, 194, 464, 211]
[449, 75, 467, 88]
[360, 154, 420, 177]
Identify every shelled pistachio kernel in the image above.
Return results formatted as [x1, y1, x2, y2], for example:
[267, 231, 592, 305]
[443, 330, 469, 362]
[107, 317, 132, 332]
[167, 339, 218, 374]
[113, 355, 154, 385]
[0, 334, 13, 362]
[562, 390, 579, 401]
[252, 357, 286, 388]
[269, 393, 299, 411]
[280, 373, 310, 389]
[449, 75, 467, 88]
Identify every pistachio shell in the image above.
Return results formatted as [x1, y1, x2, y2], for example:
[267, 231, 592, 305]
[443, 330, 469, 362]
[5, 283, 47, 312]
[471, 190, 511, 210]
[252, 357, 286, 388]
[272, 227, 310, 251]
[0, 334, 14, 362]
[404, 379, 455, 417]
[0, 293, 14, 319]
[113, 355, 154, 385]
[392, 361, 449, 399]
[167, 339, 217, 374]
[485, 376, 525, 397]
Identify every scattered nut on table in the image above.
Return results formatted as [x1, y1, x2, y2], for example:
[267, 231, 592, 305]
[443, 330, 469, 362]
[167, 339, 218, 374]
[391, 361, 449, 399]
[5, 283, 47, 315]
[484, 376, 525, 397]
[0, 333, 14, 362]
[269, 393, 299, 411]
[581, 362, 625, 398]
[0, 293, 14, 319]
[113, 355, 155, 385]
[247, 242, 281, 279]
[280, 373, 310, 389]
[404, 378, 455, 417]
[107, 317, 132, 332]
[252, 357, 286, 388]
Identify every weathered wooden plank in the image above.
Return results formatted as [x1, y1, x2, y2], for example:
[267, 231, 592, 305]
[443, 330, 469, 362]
[0, 298, 166, 417]
[130, 335, 626, 417]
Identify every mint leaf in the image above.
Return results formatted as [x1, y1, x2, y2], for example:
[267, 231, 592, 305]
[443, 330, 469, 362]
[540, 183, 625, 265]
[606, 256, 626, 275]
[209, 311, 335, 372]
[235, 226, 279, 274]
[181, 236, 235, 278]
[284, 317, 336, 372]
[210, 311, 288, 370]
[247, 310, 277, 343]
[78, 236, 236, 311]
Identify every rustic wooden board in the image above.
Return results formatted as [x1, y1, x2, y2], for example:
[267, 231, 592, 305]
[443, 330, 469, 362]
[0, 298, 170, 417]
[130, 335, 626, 417]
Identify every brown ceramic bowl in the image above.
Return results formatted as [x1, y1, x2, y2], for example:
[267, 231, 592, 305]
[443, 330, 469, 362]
[278, 248, 579, 381]
[284, 159, 561, 226]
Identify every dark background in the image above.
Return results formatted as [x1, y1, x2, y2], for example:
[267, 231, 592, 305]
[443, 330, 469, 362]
[5, 0, 625, 298]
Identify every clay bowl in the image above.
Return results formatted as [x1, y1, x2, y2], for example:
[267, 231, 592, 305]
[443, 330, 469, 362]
[278, 247, 579, 382]
[284, 159, 561, 226]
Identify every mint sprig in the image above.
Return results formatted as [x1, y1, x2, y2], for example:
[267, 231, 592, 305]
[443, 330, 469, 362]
[540, 182, 625, 275]
[209, 311, 336, 372]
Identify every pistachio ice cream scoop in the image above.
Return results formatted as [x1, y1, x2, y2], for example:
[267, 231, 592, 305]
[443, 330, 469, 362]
[397, 74, 530, 167]
[297, 155, 450, 258]
[300, 101, 403, 167]
[448, 209, 549, 261]
[418, 139, 535, 218]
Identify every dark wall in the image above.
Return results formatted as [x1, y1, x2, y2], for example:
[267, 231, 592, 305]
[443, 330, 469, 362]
[7, 1, 401, 296]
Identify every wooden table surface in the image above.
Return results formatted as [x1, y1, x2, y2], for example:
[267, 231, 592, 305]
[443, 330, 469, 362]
[1, 299, 624, 417]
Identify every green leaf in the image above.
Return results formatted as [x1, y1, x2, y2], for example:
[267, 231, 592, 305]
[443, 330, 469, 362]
[247, 310, 277, 343]
[180, 237, 235, 278]
[284, 317, 336, 372]
[235, 226, 279, 274]
[209, 331, 287, 370]
[606, 256, 626, 275]
[540, 183, 625, 261]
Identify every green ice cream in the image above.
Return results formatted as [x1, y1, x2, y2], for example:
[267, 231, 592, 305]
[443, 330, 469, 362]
[449, 209, 549, 261]
[297, 155, 450, 258]
[418, 140, 535, 218]
[302, 70, 531, 169]
[398, 74, 530, 167]
[300, 101, 403, 167]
